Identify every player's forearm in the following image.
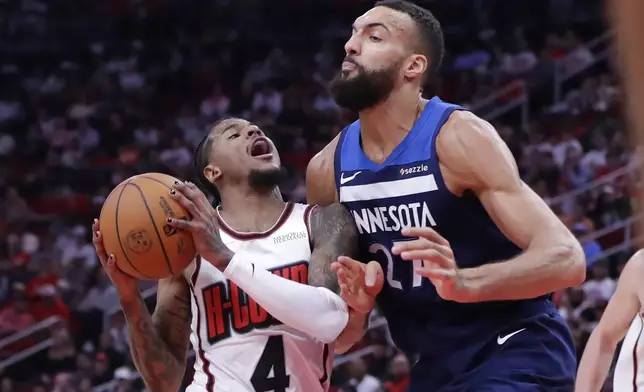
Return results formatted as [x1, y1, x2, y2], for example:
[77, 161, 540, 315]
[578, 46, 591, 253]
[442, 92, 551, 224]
[224, 253, 349, 343]
[334, 309, 369, 354]
[460, 243, 585, 302]
[120, 295, 184, 392]
[575, 332, 618, 392]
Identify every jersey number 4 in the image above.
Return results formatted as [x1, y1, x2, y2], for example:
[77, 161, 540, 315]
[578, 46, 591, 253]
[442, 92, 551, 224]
[251, 336, 290, 392]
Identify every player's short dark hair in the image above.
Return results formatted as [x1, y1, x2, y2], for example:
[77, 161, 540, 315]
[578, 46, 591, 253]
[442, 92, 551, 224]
[375, 0, 444, 79]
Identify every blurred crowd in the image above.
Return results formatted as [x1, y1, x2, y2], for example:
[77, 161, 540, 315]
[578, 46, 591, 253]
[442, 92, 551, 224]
[0, 0, 631, 391]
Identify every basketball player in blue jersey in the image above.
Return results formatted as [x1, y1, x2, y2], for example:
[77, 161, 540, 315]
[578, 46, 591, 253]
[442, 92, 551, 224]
[307, 1, 586, 391]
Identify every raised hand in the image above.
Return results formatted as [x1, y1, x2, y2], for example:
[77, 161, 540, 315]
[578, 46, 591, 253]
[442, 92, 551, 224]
[393, 226, 475, 303]
[166, 181, 234, 270]
[331, 256, 384, 314]
[92, 219, 139, 300]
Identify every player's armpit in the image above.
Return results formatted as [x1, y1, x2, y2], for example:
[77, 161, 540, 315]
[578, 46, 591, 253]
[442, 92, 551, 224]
[121, 274, 192, 392]
[306, 135, 340, 206]
[436, 111, 585, 301]
[576, 251, 643, 391]
[308, 203, 359, 293]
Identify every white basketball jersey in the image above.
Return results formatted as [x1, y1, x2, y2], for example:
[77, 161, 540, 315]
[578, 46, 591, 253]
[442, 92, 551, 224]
[614, 314, 644, 391]
[182, 202, 332, 392]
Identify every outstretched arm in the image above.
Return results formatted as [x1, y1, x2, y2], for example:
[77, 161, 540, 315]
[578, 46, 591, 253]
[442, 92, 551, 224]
[307, 142, 381, 353]
[221, 204, 357, 343]
[122, 275, 192, 392]
[437, 111, 585, 301]
[576, 251, 642, 392]
[307, 203, 373, 354]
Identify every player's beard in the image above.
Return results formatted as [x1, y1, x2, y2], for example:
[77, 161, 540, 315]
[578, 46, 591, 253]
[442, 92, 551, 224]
[248, 166, 285, 193]
[329, 59, 400, 112]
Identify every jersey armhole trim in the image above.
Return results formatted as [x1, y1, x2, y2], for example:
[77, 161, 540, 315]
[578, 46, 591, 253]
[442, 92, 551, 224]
[304, 204, 317, 252]
[190, 255, 202, 287]
[333, 127, 350, 199]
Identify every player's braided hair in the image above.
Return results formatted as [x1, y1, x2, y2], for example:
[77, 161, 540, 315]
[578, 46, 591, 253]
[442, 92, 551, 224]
[193, 119, 229, 205]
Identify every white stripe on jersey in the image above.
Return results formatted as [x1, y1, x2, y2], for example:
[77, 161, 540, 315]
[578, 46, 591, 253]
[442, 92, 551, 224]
[614, 314, 644, 391]
[339, 174, 438, 202]
[182, 202, 332, 392]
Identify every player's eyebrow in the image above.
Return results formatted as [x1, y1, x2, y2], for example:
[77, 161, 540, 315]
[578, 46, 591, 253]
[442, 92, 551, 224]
[219, 123, 240, 136]
[352, 22, 391, 33]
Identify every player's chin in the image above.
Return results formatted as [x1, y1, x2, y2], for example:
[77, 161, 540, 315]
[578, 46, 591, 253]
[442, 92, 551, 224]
[248, 156, 280, 171]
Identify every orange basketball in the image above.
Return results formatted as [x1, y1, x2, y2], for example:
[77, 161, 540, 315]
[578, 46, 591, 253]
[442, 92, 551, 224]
[99, 173, 196, 280]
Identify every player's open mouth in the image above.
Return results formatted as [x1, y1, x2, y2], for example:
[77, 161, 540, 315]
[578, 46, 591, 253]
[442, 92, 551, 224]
[248, 137, 273, 160]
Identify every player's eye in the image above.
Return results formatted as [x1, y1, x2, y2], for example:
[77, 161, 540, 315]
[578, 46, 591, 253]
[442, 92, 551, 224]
[228, 133, 239, 140]
[369, 36, 382, 42]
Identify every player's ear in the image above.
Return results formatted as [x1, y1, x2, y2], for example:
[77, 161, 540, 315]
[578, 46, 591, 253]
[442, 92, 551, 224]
[404, 54, 428, 81]
[204, 164, 222, 184]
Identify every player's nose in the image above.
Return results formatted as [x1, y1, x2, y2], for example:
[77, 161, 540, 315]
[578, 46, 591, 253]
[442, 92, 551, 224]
[344, 35, 360, 57]
[245, 126, 262, 139]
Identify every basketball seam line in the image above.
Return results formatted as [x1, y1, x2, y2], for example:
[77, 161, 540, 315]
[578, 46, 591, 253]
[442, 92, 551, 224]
[128, 182, 175, 275]
[138, 175, 174, 190]
[115, 181, 152, 279]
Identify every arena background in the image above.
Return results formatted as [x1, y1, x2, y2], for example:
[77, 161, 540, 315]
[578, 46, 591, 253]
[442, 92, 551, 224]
[0, 0, 628, 391]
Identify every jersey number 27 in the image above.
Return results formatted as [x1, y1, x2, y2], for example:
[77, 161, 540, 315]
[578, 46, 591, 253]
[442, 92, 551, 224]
[251, 336, 290, 392]
[370, 242, 428, 290]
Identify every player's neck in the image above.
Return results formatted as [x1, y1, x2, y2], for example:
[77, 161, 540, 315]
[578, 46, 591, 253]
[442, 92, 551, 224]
[218, 187, 286, 233]
[358, 89, 427, 160]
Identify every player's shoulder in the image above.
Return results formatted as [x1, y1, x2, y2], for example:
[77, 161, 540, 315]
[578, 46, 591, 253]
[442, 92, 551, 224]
[306, 132, 345, 205]
[308, 132, 342, 171]
[623, 249, 644, 275]
[436, 109, 508, 165]
[440, 110, 497, 144]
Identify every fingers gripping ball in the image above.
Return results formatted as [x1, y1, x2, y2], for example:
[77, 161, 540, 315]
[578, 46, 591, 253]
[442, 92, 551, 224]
[99, 173, 196, 279]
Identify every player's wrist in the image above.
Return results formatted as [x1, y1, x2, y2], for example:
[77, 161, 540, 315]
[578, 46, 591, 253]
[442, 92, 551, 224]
[348, 304, 372, 318]
[206, 246, 235, 272]
[118, 289, 144, 310]
[457, 268, 483, 303]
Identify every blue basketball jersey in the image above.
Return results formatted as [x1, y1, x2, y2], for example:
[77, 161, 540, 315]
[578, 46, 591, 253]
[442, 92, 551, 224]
[333, 97, 555, 359]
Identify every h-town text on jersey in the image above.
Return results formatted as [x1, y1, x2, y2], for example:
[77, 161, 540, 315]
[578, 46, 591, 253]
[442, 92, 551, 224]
[200, 261, 308, 344]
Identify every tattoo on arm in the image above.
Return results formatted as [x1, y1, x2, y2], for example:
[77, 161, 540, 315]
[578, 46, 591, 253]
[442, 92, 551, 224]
[122, 278, 192, 392]
[308, 203, 359, 293]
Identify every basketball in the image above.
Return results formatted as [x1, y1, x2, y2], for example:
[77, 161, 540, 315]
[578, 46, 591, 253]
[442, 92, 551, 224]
[99, 173, 197, 280]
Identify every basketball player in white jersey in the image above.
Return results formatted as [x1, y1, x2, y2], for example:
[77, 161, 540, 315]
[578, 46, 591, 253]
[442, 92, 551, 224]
[576, 250, 644, 391]
[91, 117, 384, 392]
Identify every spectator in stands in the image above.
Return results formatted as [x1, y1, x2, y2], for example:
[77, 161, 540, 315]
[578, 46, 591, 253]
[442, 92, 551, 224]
[77, 269, 117, 315]
[0, 377, 13, 392]
[383, 353, 410, 392]
[59, 226, 96, 270]
[573, 222, 603, 261]
[4, 188, 38, 224]
[343, 358, 383, 392]
[98, 329, 127, 369]
[50, 372, 75, 392]
[92, 352, 114, 386]
[112, 366, 139, 392]
[562, 30, 595, 76]
[0, 296, 34, 338]
[78, 376, 93, 392]
[45, 326, 77, 375]
[582, 262, 616, 302]
[30, 284, 70, 323]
